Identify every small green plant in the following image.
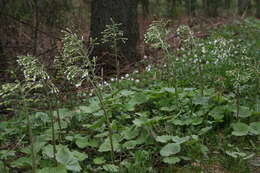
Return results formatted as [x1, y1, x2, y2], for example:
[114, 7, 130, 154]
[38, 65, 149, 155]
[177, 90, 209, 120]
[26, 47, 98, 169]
[101, 18, 128, 87]
[55, 29, 116, 163]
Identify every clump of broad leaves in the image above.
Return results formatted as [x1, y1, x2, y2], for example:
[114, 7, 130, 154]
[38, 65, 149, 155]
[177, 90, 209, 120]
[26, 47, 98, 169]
[0, 18, 260, 173]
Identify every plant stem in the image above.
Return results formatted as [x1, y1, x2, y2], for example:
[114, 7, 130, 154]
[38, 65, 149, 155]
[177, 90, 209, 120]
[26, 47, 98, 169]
[198, 62, 204, 96]
[236, 85, 240, 119]
[89, 80, 115, 163]
[115, 40, 120, 88]
[48, 100, 57, 165]
[26, 108, 36, 173]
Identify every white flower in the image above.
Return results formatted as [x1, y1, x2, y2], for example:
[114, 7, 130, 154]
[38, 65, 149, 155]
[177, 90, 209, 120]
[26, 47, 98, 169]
[110, 78, 115, 82]
[135, 79, 140, 83]
[144, 55, 148, 59]
[125, 74, 129, 78]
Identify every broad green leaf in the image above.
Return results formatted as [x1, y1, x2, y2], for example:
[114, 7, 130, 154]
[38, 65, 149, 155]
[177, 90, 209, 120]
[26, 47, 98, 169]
[98, 135, 121, 152]
[160, 143, 181, 156]
[11, 157, 32, 168]
[162, 156, 181, 164]
[75, 136, 90, 149]
[72, 150, 88, 161]
[198, 126, 212, 135]
[0, 150, 15, 159]
[133, 117, 148, 127]
[193, 96, 209, 105]
[121, 126, 139, 140]
[231, 122, 249, 136]
[119, 89, 135, 96]
[171, 119, 186, 126]
[238, 106, 251, 118]
[155, 135, 173, 143]
[79, 99, 100, 114]
[210, 107, 225, 121]
[42, 144, 55, 158]
[37, 164, 67, 173]
[161, 88, 176, 94]
[125, 93, 149, 111]
[191, 117, 203, 125]
[56, 146, 81, 172]
[249, 122, 260, 135]
[103, 164, 119, 172]
[21, 142, 46, 154]
[122, 140, 138, 149]
[93, 157, 106, 165]
[171, 136, 190, 144]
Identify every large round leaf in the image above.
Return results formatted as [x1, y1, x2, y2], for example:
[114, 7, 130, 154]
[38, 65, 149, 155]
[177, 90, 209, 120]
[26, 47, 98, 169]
[160, 143, 181, 156]
[249, 122, 260, 135]
[231, 122, 249, 136]
[163, 156, 181, 164]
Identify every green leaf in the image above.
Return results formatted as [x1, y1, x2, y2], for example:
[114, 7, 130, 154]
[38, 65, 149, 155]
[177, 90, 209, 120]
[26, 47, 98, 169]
[238, 106, 251, 118]
[125, 93, 149, 111]
[121, 126, 139, 140]
[171, 136, 190, 144]
[56, 146, 81, 172]
[98, 135, 121, 152]
[79, 99, 100, 113]
[103, 164, 119, 172]
[193, 96, 209, 105]
[198, 126, 212, 135]
[37, 164, 67, 173]
[93, 157, 106, 165]
[122, 140, 138, 149]
[231, 122, 249, 136]
[75, 137, 89, 149]
[160, 143, 181, 156]
[133, 117, 148, 127]
[42, 144, 55, 158]
[162, 156, 181, 164]
[155, 135, 173, 143]
[11, 157, 32, 168]
[249, 122, 260, 135]
[72, 150, 88, 161]
[0, 150, 15, 160]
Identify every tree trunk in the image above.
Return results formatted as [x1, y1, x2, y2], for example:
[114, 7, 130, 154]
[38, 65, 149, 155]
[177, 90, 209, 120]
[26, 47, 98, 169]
[224, 0, 231, 9]
[238, 0, 250, 15]
[140, 0, 149, 17]
[255, 0, 260, 18]
[204, 0, 219, 17]
[90, 0, 139, 63]
[184, 0, 197, 16]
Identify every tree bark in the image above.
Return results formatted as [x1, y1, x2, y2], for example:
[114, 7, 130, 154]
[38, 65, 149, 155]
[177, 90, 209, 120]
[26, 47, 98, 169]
[255, 0, 260, 18]
[238, 0, 250, 15]
[224, 0, 231, 9]
[184, 0, 197, 16]
[204, 0, 219, 17]
[90, 0, 139, 63]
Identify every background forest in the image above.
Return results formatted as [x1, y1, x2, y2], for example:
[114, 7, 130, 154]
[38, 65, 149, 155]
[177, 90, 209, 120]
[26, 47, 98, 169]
[0, 0, 260, 173]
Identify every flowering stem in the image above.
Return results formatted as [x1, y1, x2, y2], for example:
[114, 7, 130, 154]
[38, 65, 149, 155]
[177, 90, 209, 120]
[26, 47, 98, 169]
[89, 79, 115, 163]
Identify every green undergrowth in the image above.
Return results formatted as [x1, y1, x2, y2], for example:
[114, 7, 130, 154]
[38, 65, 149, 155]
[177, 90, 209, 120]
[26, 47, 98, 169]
[0, 17, 260, 173]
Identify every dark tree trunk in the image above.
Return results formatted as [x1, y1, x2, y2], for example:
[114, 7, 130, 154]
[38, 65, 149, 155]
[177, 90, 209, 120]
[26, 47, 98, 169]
[90, 0, 139, 63]
[204, 0, 219, 17]
[256, 0, 260, 18]
[0, 40, 6, 83]
[140, 0, 150, 17]
[184, 0, 197, 16]
[224, 0, 231, 9]
[238, 0, 250, 15]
